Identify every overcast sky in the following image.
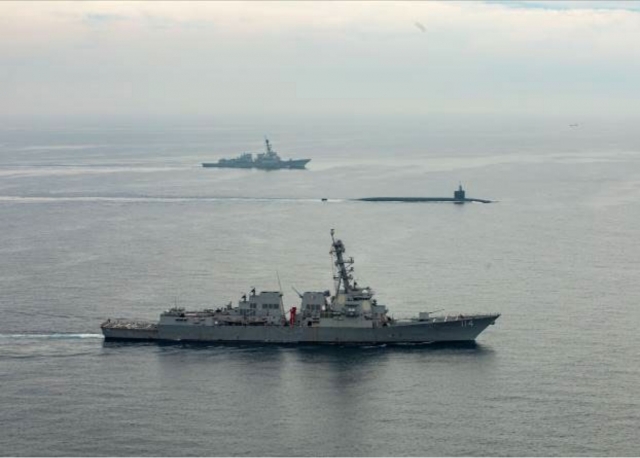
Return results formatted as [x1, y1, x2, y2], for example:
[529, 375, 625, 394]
[1, 1, 639, 120]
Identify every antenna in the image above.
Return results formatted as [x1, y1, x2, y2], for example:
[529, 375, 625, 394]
[276, 271, 283, 295]
[276, 271, 285, 316]
[291, 286, 303, 298]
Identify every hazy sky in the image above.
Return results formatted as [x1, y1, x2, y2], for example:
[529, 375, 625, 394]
[1, 1, 639, 120]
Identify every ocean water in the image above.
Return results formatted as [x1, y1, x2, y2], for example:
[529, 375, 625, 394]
[1, 116, 639, 456]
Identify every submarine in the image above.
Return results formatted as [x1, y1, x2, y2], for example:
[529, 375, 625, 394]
[357, 185, 492, 204]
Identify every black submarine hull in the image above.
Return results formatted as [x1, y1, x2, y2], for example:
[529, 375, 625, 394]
[357, 197, 492, 203]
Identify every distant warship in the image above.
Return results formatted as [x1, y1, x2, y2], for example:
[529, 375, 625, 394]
[101, 230, 500, 344]
[202, 138, 310, 170]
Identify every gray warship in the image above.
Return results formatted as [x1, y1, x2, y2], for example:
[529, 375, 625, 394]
[202, 138, 310, 170]
[101, 231, 500, 344]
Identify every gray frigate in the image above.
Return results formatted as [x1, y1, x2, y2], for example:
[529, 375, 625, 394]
[202, 138, 310, 170]
[101, 231, 500, 344]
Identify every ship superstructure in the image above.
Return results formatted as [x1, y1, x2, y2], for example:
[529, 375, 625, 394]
[202, 138, 310, 170]
[102, 231, 499, 344]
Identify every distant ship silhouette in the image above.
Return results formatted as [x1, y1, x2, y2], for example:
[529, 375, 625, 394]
[202, 138, 310, 170]
[356, 185, 492, 204]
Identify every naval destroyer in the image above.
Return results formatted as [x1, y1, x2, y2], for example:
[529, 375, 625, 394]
[101, 231, 500, 344]
[202, 138, 310, 170]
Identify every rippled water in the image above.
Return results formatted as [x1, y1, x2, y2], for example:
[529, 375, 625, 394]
[1, 117, 639, 456]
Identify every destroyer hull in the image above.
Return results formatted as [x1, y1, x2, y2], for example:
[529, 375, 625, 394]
[102, 315, 498, 344]
[202, 159, 310, 170]
[101, 327, 158, 341]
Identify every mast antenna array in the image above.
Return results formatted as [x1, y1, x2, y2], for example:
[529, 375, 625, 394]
[330, 229, 354, 293]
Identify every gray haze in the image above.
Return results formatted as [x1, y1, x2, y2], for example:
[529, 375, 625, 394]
[1, 1, 639, 121]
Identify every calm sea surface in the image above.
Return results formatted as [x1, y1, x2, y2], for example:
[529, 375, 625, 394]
[1, 116, 639, 456]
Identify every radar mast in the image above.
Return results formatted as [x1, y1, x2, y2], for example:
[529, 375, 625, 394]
[265, 137, 275, 157]
[330, 229, 355, 294]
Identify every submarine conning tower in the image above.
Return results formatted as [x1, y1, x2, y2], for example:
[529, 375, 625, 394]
[454, 184, 466, 201]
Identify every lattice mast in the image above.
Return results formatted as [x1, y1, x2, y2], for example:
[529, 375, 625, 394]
[330, 229, 355, 294]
